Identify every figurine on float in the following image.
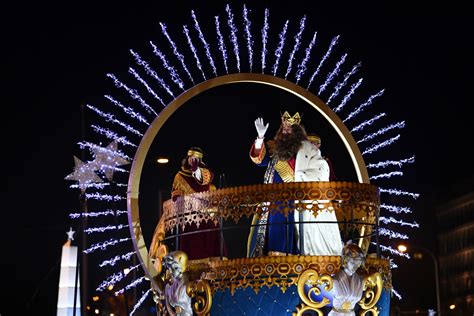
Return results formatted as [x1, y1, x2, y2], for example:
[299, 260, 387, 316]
[171, 147, 226, 259]
[163, 250, 193, 316]
[329, 242, 366, 316]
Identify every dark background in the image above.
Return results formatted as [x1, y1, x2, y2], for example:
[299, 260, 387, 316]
[5, 1, 473, 315]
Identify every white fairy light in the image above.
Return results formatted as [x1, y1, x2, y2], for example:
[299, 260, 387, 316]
[285, 15, 306, 79]
[130, 49, 176, 97]
[87, 104, 144, 137]
[85, 192, 125, 202]
[367, 156, 415, 169]
[99, 251, 136, 268]
[69, 209, 127, 219]
[379, 216, 419, 228]
[351, 112, 386, 133]
[242, 4, 254, 72]
[130, 289, 152, 316]
[307, 35, 340, 89]
[327, 62, 361, 104]
[362, 134, 400, 155]
[191, 10, 218, 77]
[378, 227, 409, 240]
[91, 125, 138, 148]
[375, 243, 411, 259]
[159, 22, 195, 85]
[380, 203, 412, 214]
[357, 121, 405, 144]
[114, 276, 146, 296]
[261, 8, 269, 74]
[272, 20, 289, 76]
[83, 238, 132, 254]
[128, 68, 166, 106]
[370, 171, 404, 180]
[343, 89, 385, 123]
[225, 4, 241, 72]
[214, 16, 229, 74]
[334, 78, 363, 113]
[295, 31, 317, 84]
[392, 288, 402, 300]
[69, 182, 108, 190]
[96, 263, 141, 292]
[104, 95, 149, 125]
[183, 25, 206, 80]
[147, 43, 185, 91]
[106, 73, 158, 116]
[380, 188, 420, 199]
[318, 53, 347, 95]
[84, 224, 129, 235]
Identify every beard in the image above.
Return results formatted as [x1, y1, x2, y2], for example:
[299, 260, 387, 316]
[273, 126, 306, 161]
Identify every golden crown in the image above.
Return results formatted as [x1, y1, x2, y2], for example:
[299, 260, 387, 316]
[281, 111, 301, 125]
[187, 149, 203, 159]
[307, 134, 321, 144]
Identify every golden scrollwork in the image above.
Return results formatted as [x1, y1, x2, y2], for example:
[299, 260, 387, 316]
[186, 279, 212, 315]
[359, 272, 383, 315]
[296, 268, 333, 314]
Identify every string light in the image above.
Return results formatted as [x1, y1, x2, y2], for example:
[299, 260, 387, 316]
[183, 25, 206, 80]
[285, 15, 306, 79]
[87, 104, 144, 137]
[128, 68, 166, 106]
[192, 10, 218, 77]
[334, 78, 363, 113]
[225, 4, 241, 72]
[343, 89, 385, 122]
[214, 16, 229, 74]
[327, 62, 361, 104]
[318, 53, 347, 95]
[295, 31, 317, 84]
[99, 251, 135, 268]
[147, 43, 185, 91]
[130, 289, 152, 316]
[69, 210, 127, 219]
[307, 35, 340, 89]
[84, 224, 129, 235]
[242, 5, 254, 72]
[83, 238, 132, 254]
[159, 22, 196, 85]
[261, 9, 269, 74]
[106, 73, 158, 116]
[272, 20, 289, 76]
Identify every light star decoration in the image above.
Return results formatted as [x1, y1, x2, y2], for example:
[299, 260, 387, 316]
[66, 227, 76, 241]
[90, 140, 130, 181]
[65, 156, 103, 192]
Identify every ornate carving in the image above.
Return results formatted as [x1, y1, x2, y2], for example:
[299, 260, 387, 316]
[296, 268, 333, 312]
[186, 279, 212, 315]
[359, 272, 383, 315]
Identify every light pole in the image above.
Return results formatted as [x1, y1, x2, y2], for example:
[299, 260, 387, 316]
[398, 244, 441, 316]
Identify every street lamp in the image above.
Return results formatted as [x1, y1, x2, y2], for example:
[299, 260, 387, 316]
[398, 244, 441, 316]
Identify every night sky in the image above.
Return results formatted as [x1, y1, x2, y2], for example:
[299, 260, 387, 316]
[5, 1, 474, 315]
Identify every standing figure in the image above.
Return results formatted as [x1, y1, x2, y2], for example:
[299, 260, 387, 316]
[329, 242, 366, 316]
[163, 251, 193, 316]
[247, 111, 328, 257]
[307, 133, 337, 181]
[171, 147, 226, 260]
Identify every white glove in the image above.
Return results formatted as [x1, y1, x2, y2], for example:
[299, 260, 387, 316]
[254, 118, 269, 138]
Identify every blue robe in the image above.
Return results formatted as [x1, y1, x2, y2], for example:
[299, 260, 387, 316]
[247, 142, 297, 257]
